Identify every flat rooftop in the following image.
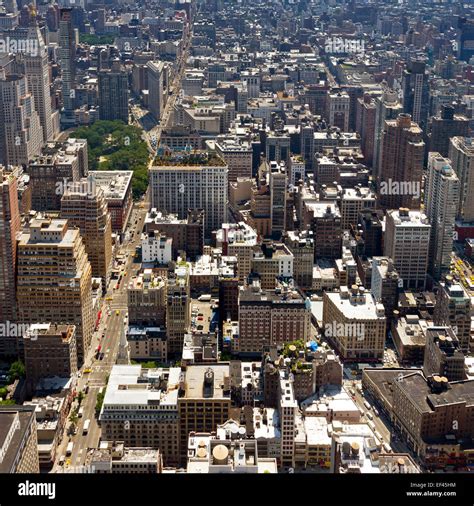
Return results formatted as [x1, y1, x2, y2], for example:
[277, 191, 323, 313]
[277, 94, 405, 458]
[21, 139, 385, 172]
[89, 171, 133, 200]
[183, 364, 230, 400]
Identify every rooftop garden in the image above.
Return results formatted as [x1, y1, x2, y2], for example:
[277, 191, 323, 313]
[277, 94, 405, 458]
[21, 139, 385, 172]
[154, 151, 226, 167]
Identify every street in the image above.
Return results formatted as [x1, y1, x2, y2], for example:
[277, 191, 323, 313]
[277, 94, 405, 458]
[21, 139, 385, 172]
[53, 197, 149, 472]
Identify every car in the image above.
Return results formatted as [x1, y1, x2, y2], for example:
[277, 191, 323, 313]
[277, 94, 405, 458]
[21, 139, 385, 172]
[116, 310, 120, 316]
[59, 456, 65, 466]
[197, 316, 203, 321]
[84, 368, 92, 374]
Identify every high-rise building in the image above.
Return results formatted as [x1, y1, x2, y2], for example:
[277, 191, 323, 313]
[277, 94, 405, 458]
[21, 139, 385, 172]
[434, 278, 471, 353]
[98, 63, 129, 123]
[402, 59, 429, 129]
[300, 124, 315, 172]
[100, 365, 180, 467]
[251, 242, 294, 290]
[127, 269, 167, 326]
[340, 187, 376, 230]
[279, 376, 297, 468]
[356, 93, 377, 167]
[16, 218, 93, 365]
[0, 168, 20, 340]
[88, 171, 133, 235]
[378, 114, 424, 210]
[283, 230, 314, 289]
[423, 327, 465, 382]
[150, 152, 228, 236]
[178, 364, 231, 464]
[428, 105, 469, 158]
[238, 281, 311, 355]
[214, 138, 253, 183]
[0, 72, 43, 166]
[355, 209, 383, 258]
[147, 61, 164, 122]
[21, 22, 55, 141]
[373, 88, 403, 180]
[269, 161, 287, 235]
[384, 208, 431, 290]
[23, 323, 78, 385]
[0, 406, 39, 473]
[458, 18, 474, 62]
[425, 154, 460, 279]
[322, 286, 386, 362]
[60, 178, 113, 286]
[305, 202, 342, 260]
[59, 8, 76, 125]
[27, 139, 88, 211]
[217, 222, 258, 283]
[166, 266, 190, 355]
[392, 372, 474, 457]
[144, 209, 204, 261]
[327, 90, 350, 131]
[448, 137, 474, 223]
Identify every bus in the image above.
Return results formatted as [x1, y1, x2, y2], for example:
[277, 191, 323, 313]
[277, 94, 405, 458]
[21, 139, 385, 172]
[83, 419, 90, 435]
[66, 442, 74, 456]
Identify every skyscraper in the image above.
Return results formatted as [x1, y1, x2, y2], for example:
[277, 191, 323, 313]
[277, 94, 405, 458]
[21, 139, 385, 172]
[22, 21, 55, 142]
[428, 105, 469, 158]
[98, 63, 129, 123]
[425, 153, 460, 279]
[384, 208, 431, 290]
[16, 218, 93, 365]
[373, 88, 403, 180]
[147, 61, 164, 123]
[402, 59, 429, 129]
[458, 17, 474, 62]
[166, 266, 190, 355]
[150, 152, 228, 236]
[448, 137, 474, 223]
[0, 168, 20, 356]
[0, 72, 43, 166]
[269, 161, 287, 235]
[434, 277, 471, 353]
[378, 114, 424, 210]
[59, 8, 76, 125]
[60, 178, 113, 287]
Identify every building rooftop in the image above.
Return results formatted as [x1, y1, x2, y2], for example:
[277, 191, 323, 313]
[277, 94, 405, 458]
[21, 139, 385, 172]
[103, 365, 180, 409]
[183, 364, 231, 400]
[153, 151, 226, 167]
[0, 406, 36, 473]
[88, 171, 133, 200]
[325, 287, 386, 320]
